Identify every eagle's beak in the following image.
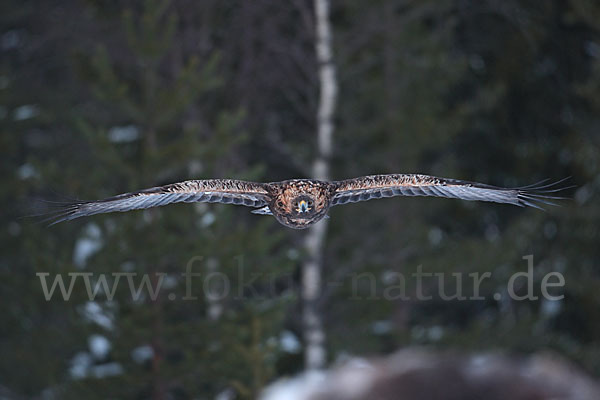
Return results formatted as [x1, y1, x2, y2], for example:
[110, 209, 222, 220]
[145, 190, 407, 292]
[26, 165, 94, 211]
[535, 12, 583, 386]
[298, 200, 310, 213]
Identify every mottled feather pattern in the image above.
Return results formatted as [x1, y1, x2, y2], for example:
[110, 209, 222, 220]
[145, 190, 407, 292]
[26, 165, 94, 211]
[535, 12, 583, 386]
[331, 174, 568, 210]
[267, 180, 335, 229]
[46, 179, 269, 225]
[44, 174, 571, 229]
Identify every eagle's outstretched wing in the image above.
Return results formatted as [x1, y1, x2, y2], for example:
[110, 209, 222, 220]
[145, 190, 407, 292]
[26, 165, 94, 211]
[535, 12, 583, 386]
[331, 174, 570, 209]
[44, 179, 271, 225]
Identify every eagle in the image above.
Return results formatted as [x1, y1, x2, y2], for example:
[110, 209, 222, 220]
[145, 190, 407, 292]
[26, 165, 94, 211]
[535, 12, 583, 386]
[45, 174, 569, 229]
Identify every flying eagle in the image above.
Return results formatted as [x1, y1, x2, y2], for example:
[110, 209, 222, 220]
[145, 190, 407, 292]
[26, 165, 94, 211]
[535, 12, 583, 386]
[45, 174, 569, 229]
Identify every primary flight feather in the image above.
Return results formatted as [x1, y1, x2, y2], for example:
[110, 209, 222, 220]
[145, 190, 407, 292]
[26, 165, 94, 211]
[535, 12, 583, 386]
[45, 174, 570, 229]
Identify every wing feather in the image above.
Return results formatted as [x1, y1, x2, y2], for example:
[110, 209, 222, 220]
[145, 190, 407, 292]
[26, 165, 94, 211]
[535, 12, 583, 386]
[45, 179, 270, 225]
[331, 174, 571, 209]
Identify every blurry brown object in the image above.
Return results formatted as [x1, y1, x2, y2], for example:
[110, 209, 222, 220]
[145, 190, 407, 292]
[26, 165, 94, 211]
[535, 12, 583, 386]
[261, 348, 600, 400]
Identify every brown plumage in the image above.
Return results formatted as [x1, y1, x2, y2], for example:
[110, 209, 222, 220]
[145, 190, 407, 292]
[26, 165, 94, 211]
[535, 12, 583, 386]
[45, 174, 570, 229]
[266, 180, 336, 229]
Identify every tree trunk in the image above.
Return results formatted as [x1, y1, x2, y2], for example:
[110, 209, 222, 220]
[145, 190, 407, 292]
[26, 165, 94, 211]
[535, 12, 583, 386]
[302, 0, 337, 371]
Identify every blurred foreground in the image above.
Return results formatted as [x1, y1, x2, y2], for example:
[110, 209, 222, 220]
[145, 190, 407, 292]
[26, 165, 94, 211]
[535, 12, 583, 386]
[261, 348, 600, 400]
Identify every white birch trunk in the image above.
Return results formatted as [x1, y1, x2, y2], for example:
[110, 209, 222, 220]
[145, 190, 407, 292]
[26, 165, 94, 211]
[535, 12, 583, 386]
[302, 0, 337, 371]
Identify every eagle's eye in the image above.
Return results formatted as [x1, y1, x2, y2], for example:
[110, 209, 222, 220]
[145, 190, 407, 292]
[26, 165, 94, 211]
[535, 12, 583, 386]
[277, 201, 285, 208]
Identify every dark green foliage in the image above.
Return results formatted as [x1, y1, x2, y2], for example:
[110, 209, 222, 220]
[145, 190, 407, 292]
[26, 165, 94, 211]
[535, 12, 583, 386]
[327, 0, 600, 376]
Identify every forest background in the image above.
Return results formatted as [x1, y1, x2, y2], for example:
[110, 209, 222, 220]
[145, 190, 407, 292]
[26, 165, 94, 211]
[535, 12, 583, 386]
[1, 0, 599, 399]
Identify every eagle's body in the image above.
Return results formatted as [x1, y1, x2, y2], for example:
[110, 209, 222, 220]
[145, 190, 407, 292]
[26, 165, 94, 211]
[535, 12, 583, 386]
[266, 179, 335, 229]
[46, 174, 568, 229]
